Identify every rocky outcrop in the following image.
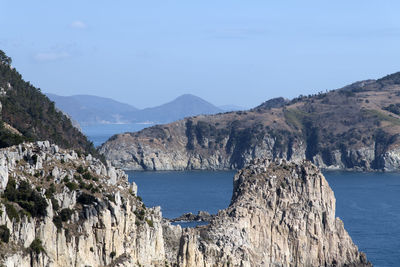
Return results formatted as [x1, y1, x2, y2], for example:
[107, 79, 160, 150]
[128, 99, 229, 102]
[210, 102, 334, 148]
[0, 141, 165, 267]
[0, 142, 370, 266]
[99, 128, 400, 172]
[175, 159, 371, 267]
[169, 211, 214, 223]
[99, 126, 307, 171]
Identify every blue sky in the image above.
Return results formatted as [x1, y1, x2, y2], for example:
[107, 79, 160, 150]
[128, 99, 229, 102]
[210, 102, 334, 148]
[1, 1, 400, 108]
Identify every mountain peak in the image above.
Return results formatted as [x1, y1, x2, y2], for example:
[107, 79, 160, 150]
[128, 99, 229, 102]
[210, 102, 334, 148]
[173, 94, 208, 102]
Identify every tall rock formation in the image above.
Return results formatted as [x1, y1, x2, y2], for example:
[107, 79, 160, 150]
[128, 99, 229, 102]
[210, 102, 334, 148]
[175, 159, 371, 267]
[0, 141, 165, 267]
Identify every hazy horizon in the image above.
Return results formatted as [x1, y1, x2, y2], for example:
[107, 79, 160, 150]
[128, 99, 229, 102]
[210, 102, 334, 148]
[45, 92, 250, 110]
[2, 1, 400, 108]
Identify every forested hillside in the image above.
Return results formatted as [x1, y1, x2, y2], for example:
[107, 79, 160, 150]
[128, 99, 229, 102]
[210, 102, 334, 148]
[0, 50, 96, 155]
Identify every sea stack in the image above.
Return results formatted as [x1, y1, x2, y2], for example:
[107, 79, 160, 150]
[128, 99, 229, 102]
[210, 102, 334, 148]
[175, 158, 371, 267]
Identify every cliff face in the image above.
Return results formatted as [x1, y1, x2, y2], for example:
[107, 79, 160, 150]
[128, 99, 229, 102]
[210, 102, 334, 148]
[0, 143, 370, 266]
[100, 73, 400, 171]
[176, 159, 371, 267]
[0, 141, 165, 267]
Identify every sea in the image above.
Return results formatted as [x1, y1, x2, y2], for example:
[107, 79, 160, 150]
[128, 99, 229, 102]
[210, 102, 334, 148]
[127, 170, 400, 267]
[82, 123, 154, 147]
[84, 126, 399, 266]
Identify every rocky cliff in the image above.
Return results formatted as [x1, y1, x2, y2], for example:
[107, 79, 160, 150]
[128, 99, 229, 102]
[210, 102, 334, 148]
[0, 141, 165, 267]
[174, 158, 371, 267]
[0, 142, 370, 266]
[100, 73, 400, 171]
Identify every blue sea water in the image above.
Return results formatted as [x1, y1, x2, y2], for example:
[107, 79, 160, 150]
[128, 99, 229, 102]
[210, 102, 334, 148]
[82, 123, 154, 147]
[127, 170, 400, 267]
[127, 171, 234, 219]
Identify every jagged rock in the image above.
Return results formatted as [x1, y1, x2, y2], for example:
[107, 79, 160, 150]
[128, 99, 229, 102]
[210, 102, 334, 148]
[0, 141, 163, 267]
[170, 211, 214, 222]
[0, 142, 371, 267]
[175, 159, 371, 267]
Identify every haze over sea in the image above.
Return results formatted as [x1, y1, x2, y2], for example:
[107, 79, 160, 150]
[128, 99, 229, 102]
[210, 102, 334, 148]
[127, 170, 400, 267]
[82, 123, 153, 147]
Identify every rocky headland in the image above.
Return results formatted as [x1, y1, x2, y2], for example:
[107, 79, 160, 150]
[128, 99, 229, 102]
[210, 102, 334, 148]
[175, 158, 371, 267]
[0, 142, 371, 266]
[100, 73, 400, 172]
[0, 141, 165, 267]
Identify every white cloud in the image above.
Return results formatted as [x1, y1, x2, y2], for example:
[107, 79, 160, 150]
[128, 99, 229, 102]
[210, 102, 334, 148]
[70, 20, 87, 29]
[34, 51, 70, 62]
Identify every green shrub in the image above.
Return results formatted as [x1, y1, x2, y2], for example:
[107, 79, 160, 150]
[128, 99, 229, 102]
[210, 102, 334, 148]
[29, 238, 45, 254]
[77, 193, 96, 205]
[59, 208, 73, 222]
[5, 179, 48, 217]
[82, 172, 92, 180]
[85, 183, 93, 190]
[51, 197, 59, 211]
[52, 215, 62, 231]
[383, 103, 400, 115]
[76, 165, 85, 174]
[5, 203, 19, 222]
[146, 219, 154, 228]
[0, 225, 10, 243]
[4, 179, 17, 201]
[65, 182, 78, 191]
[105, 194, 115, 203]
[134, 210, 145, 221]
[45, 184, 56, 198]
[110, 251, 116, 259]
[90, 187, 99, 194]
[17, 190, 47, 217]
[46, 175, 53, 182]
[74, 174, 82, 181]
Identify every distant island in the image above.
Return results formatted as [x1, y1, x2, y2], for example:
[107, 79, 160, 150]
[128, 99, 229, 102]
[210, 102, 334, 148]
[100, 72, 400, 172]
[46, 93, 244, 127]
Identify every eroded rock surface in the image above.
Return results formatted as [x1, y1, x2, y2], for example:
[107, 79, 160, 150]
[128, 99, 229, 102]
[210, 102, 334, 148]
[0, 142, 371, 267]
[0, 141, 164, 267]
[176, 159, 371, 267]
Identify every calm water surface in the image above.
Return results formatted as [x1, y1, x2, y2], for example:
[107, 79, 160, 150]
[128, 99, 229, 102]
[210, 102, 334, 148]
[127, 170, 400, 267]
[82, 123, 154, 147]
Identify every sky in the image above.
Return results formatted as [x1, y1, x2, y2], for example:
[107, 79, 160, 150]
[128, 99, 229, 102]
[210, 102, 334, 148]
[1, 1, 400, 109]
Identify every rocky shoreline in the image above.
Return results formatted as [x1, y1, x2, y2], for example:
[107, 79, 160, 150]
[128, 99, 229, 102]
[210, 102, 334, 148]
[168, 211, 214, 223]
[0, 142, 371, 266]
[100, 131, 400, 172]
[99, 75, 400, 173]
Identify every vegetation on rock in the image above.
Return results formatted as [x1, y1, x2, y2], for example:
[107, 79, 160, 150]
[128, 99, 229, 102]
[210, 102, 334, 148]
[0, 49, 97, 156]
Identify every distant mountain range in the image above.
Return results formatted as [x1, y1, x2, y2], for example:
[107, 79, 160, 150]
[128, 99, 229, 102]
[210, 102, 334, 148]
[46, 93, 240, 126]
[46, 94, 138, 126]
